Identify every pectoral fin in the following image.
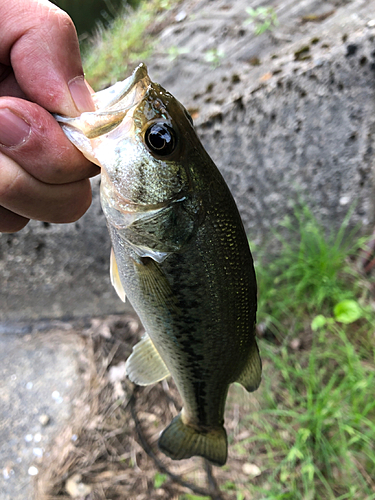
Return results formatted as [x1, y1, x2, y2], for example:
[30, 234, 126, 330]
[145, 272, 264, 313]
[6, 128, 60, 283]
[235, 340, 262, 392]
[125, 333, 170, 385]
[123, 196, 203, 256]
[110, 248, 126, 302]
[132, 256, 181, 314]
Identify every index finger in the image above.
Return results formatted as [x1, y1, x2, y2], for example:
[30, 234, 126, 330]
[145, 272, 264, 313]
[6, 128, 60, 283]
[0, 0, 94, 116]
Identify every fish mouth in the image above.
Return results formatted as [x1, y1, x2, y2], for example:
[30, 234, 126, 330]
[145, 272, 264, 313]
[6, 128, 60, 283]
[55, 64, 151, 140]
[92, 63, 151, 113]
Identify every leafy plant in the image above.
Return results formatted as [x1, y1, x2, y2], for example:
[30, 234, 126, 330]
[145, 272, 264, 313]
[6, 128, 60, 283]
[204, 48, 225, 68]
[245, 6, 278, 35]
[312, 299, 364, 330]
[255, 203, 364, 333]
[83, 0, 182, 89]
[153, 472, 167, 488]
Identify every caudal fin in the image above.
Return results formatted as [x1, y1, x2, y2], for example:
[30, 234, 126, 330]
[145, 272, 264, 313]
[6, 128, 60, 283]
[158, 414, 227, 466]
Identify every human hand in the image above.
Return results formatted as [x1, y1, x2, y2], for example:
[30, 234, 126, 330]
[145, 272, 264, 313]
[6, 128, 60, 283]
[0, 0, 100, 233]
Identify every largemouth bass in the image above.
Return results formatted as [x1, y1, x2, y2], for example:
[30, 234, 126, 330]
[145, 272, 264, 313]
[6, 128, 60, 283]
[55, 64, 261, 466]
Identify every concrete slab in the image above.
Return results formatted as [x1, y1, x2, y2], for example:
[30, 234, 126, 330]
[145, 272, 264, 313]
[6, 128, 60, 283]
[0, 326, 86, 500]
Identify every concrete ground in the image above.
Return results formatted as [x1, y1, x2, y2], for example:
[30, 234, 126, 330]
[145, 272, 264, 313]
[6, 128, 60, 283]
[0, 323, 86, 500]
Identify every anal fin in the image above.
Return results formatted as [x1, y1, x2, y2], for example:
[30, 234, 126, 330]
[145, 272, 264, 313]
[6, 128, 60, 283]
[125, 333, 170, 386]
[236, 340, 262, 392]
[110, 248, 126, 302]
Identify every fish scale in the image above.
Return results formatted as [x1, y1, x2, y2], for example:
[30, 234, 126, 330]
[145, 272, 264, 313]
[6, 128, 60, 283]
[55, 64, 261, 466]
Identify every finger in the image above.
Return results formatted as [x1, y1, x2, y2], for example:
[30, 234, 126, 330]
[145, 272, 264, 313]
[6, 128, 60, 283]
[0, 98, 100, 184]
[0, 151, 92, 223]
[0, 205, 29, 233]
[0, 0, 94, 116]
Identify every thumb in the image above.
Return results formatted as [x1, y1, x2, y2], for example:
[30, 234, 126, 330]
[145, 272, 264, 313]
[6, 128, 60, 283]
[0, 0, 95, 116]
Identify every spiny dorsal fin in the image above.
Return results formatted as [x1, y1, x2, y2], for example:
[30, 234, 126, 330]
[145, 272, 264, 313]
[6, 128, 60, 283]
[110, 248, 126, 302]
[125, 333, 170, 386]
[235, 340, 262, 392]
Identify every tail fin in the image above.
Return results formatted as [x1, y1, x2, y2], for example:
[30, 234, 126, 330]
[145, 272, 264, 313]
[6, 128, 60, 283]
[158, 414, 227, 466]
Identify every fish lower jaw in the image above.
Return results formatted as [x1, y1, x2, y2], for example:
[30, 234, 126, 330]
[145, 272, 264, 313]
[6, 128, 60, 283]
[100, 194, 169, 231]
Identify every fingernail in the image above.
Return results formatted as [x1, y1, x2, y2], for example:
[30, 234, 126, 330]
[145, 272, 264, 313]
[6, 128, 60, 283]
[68, 76, 95, 113]
[0, 108, 31, 147]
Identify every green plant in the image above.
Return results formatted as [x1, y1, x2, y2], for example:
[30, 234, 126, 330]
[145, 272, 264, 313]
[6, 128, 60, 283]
[255, 204, 364, 332]
[245, 6, 278, 35]
[234, 318, 375, 498]
[153, 472, 167, 488]
[233, 204, 375, 498]
[166, 45, 190, 62]
[204, 48, 225, 68]
[312, 299, 364, 331]
[83, 0, 182, 89]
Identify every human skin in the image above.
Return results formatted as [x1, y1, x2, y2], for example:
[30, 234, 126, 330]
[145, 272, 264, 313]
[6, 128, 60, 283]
[0, 0, 100, 233]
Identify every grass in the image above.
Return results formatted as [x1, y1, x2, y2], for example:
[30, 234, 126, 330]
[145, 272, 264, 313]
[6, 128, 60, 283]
[248, 325, 375, 499]
[227, 204, 375, 499]
[245, 6, 279, 35]
[82, 0, 182, 90]
[255, 204, 367, 334]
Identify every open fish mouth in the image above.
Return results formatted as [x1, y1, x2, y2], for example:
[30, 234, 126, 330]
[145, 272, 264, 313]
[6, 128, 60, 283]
[54, 64, 151, 142]
[92, 63, 150, 112]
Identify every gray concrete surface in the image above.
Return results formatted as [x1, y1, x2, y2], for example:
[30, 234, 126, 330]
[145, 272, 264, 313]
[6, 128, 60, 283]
[0, 177, 127, 324]
[0, 325, 86, 500]
[2, 0, 375, 323]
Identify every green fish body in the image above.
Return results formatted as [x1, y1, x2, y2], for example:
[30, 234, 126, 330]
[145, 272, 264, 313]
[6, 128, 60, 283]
[55, 65, 261, 466]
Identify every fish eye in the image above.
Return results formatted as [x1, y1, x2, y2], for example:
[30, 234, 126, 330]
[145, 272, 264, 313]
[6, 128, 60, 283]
[144, 123, 177, 157]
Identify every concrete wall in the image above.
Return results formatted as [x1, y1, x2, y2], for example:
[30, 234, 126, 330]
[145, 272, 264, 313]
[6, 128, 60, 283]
[0, 178, 125, 323]
[196, 34, 375, 244]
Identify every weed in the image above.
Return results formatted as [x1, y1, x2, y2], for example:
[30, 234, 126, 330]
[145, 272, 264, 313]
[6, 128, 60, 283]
[245, 6, 278, 35]
[153, 472, 167, 488]
[166, 45, 190, 62]
[204, 48, 225, 68]
[235, 204, 375, 498]
[250, 320, 375, 498]
[83, 0, 182, 89]
[255, 203, 365, 333]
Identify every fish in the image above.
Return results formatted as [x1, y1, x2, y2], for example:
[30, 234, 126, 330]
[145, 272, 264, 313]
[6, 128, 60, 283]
[55, 64, 261, 466]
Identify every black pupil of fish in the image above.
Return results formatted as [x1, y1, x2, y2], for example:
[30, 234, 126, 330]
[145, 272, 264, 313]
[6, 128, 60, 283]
[145, 123, 176, 156]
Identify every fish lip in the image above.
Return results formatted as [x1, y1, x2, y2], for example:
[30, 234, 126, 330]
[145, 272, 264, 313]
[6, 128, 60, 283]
[92, 63, 150, 113]
[54, 64, 151, 140]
